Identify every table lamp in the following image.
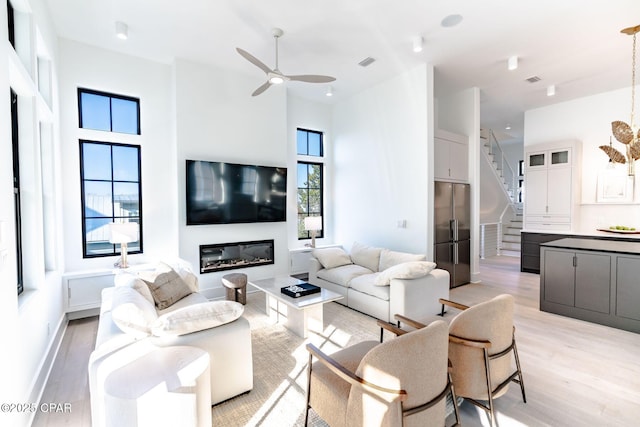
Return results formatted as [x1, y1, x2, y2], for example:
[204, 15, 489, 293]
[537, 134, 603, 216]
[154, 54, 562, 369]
[109, 222, 138, 268]
[304, 216, 322, 248]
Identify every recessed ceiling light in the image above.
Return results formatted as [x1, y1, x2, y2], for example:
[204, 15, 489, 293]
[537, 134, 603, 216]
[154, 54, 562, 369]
[326, 86, 333, 97]
[115, 21, 128, 40]
[505, 124, 512, 130]
[441, 14, 463, 28]
[508, 56, 518, 71]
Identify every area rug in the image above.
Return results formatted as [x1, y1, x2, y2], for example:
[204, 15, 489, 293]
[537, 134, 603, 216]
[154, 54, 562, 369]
[213, 291, 456, 426]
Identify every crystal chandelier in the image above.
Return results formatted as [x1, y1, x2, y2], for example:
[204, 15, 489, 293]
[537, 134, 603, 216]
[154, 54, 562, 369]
[600, 24, 640, 176]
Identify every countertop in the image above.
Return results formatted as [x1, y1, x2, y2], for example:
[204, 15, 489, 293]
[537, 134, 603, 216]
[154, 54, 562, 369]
[540, 238, 640, 255]
[521, 229, 640, 241]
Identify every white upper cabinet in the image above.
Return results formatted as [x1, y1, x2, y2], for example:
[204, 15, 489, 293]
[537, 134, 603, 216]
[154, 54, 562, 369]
[524, 141, 581, 231]
[434, 129, 469, 182]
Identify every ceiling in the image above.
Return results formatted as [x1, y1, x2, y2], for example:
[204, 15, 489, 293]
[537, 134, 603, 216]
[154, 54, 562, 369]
[44, 0, 640, 142]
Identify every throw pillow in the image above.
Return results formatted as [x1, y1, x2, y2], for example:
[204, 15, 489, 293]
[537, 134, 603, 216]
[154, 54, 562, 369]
[111, 286, 158, 338]
[378, 248, 426, 271]
[375, 261, 437, 286]
[139, 267, 193, 310]
[350, 241, 383, 272]
[312, 247, 353, 269]
[151, 300, 244, 336]
[114, 272, 155, 305]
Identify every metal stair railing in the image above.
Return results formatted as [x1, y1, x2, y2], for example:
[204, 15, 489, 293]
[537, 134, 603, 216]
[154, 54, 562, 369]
[484, 129, 517, 202]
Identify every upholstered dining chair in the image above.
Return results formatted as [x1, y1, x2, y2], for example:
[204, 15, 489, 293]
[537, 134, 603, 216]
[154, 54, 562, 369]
[305, 319, 459, 427]
[395, 294, 526, 427]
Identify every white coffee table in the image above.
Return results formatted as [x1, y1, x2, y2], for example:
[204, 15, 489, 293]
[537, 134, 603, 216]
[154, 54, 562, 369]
[249, 276, 343, 338]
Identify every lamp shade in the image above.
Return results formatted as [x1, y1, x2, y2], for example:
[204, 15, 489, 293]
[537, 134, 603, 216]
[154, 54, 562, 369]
[109, 222, 138, 244]
[304, 216, 322, 231]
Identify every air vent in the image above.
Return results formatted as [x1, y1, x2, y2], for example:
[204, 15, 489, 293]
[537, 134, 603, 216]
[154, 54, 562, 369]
[358, 57, 376, 67]
[526, 76, 541, 83]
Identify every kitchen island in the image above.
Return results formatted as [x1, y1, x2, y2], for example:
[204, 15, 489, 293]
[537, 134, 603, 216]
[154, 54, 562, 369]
[540, 238, 640, 333]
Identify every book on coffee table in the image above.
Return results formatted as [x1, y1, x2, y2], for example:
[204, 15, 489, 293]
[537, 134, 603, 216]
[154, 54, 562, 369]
[281, 283, 321, 298]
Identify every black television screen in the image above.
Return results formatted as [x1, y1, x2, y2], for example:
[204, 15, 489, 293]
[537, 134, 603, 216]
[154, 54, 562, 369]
[186, 160, 287, 225]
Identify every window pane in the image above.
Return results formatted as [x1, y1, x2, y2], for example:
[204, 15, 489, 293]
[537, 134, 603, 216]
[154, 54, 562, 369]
[296, 129, 307, 155]
[297, 214, 307, 239]
[308, 189, 321, 212]
[297, 189, 308, 213]
[84, 181, 113, 217]
[114, 182, 140, 217]
[80, 92, 111, 131]
[111, 97, 139, 134]
[308, 132, 321, 156]
[85, 218, 112, 256]
[308, 164, 321, 188]
[112, 145, 139, 181]
[297, 163, 308, 187]
[82, 143, 112, 180]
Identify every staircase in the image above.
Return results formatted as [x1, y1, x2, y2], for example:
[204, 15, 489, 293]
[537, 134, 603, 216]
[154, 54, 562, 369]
[480, 129, 517, 202]
[501, 211, 523, 257]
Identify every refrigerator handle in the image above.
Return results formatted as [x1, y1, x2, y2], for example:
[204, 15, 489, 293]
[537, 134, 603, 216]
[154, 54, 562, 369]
[453, 219, 459, 241]
[449, 219, 456, 241]
[454, 242, 459, 265]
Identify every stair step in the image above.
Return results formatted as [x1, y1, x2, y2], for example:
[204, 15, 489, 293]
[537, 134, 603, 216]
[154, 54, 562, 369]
[501, 249, 521, 257]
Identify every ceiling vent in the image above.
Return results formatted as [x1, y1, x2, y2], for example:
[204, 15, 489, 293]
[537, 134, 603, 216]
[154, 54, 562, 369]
[358, 57, 376, 67]
[526, 76, 541, 83]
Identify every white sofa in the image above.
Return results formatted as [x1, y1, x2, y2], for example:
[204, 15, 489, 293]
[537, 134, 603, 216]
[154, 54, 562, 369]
[88, 262, 253, 427]
[308, 242, 450, 322]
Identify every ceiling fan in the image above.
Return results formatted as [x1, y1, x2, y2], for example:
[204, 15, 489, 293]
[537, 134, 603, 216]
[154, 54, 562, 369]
[236, 28, 336, 96]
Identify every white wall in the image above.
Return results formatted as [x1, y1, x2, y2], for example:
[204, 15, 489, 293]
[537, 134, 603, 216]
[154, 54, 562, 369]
[437, 87, 481, 282]
[332, 64, 433, 255]
[525, 86, 640, 231]
[174, 59, 290, 295]
[58, 40, 176, 272]
[1, 0, 66, 424]
[286, 96, 333, 249]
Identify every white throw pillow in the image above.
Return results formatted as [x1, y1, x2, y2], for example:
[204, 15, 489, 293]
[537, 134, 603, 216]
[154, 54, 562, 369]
[350, 241, 383, 272]
[114, 272, 155, 305]
[111, 286, 158, 338]
[375, 261, 437, 286]
[312, 247, 353, 269]
[151, 300, 244, 337]
[378, 248, 426, 271]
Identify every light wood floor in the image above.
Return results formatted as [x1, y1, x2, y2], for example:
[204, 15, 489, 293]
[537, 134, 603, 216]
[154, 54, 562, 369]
[32, 256, 640, 426]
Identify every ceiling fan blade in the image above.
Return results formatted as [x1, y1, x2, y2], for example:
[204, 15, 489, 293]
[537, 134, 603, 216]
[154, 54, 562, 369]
[251, 81, 272, 96]
[236, 48, 273, 75]
[287, 75, 336, 83]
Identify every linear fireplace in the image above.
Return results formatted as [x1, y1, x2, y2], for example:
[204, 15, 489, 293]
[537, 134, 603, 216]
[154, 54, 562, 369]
[199, 239, 274, 274]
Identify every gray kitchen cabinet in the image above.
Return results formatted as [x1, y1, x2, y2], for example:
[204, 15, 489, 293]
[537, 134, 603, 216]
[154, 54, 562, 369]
[540, 238, 640, 333]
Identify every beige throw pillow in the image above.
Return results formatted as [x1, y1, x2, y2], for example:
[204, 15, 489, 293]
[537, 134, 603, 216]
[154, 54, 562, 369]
[312, 247, 353, 269]
[378, 248, 426, 271]
[151, 300, 244, 336]
[139, 268, 193, 310]
[375, 261, 437, 286]
[350, 241, 383, 272]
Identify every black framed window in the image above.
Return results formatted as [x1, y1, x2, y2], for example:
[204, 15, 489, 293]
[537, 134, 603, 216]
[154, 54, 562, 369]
[11, 89, 23, 295]
[78, 88, 140, 135]
[80, 141, 142, 258]
[296, 128, 325, 240]
[518, 160, 524, 176]
[518, 178, 524, 203]
[7, 1, 15, 48]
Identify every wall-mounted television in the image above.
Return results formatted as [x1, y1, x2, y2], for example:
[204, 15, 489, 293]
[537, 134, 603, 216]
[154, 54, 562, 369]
[186, 160, 287, 225]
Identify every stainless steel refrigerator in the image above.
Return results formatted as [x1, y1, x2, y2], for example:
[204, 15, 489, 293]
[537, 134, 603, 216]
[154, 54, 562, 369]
[434, 181, 471, 288]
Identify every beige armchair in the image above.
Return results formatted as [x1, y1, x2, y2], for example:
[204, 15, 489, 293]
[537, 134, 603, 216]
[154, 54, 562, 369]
[396, 294, 526, 427]
[305, 320, 458, 427]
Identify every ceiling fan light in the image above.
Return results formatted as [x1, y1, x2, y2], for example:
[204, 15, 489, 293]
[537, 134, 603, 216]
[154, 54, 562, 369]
[269, 75, 284, 85]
